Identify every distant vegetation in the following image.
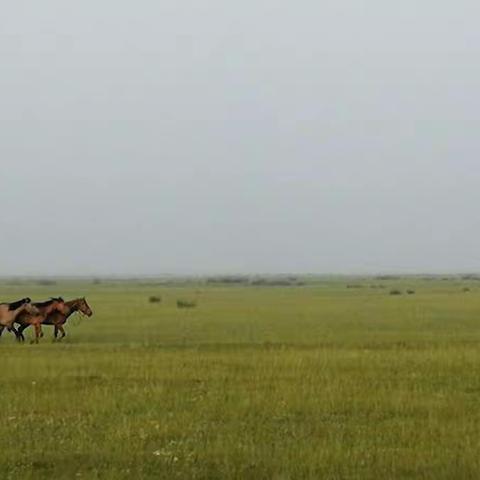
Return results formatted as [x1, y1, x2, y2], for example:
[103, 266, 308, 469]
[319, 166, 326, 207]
[250, 277, 305, 286]
[206, 276, 248, 285]
[176, 299, 197, 309]
[461, 274, 480, 281]
[206, 275, 305, 287]
[35, 279, 57, 286]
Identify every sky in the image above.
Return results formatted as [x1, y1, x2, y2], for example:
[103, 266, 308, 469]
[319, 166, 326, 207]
[1, 1, 480, 276]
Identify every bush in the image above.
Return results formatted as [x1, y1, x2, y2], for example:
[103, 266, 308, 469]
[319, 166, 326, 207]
[149, 296, 162, 303]
[389, 289, 402, 296]
[406, 289, 416, 295]
[177, 299, 197, 309]
[463, 287, 471, 293]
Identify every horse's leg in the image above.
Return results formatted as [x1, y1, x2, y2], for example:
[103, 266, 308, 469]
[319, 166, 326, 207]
[32, 323, 41, 344]
[17, 324, 28, 343]
[8, 325, 21, 342]
[58, 325, 66, 340]
[54, 325, 59, 341]
[0, 326, 4, 338]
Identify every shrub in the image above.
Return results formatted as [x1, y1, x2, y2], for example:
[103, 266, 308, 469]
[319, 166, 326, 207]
[406, 289, 416, 295]
[177, 299, 197, 309]
[389, 289, 402, 296]
[149, 296, 162, 303]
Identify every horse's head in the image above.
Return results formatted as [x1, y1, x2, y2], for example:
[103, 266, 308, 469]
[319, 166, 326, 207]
[7, 297, 31, 311]
[77, 297, 93, 317]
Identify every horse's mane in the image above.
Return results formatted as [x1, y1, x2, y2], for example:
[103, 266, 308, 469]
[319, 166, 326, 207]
[66, 298, 82, 306]
[7, 298, 30, 311]
[34, 297, 63, 308]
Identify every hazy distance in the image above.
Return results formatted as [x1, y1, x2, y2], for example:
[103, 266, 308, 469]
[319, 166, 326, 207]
[1, 1, 480, 276]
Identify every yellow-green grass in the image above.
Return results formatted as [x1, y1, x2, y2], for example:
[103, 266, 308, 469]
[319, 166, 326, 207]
[1, 279, 480, 479]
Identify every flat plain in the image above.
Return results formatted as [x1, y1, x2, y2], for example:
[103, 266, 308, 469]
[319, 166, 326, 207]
[1, 277, 480, 479]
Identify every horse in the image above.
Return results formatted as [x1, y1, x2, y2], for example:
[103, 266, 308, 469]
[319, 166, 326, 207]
[15, 298, 66, 344]
[16, 297, 92, 341]
[0, 298, 38, 340]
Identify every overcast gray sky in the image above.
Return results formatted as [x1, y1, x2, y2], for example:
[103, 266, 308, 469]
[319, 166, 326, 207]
[1, 1, 480, 276]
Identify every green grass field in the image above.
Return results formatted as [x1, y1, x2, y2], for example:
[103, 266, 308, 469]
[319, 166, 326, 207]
[1, 277, 480, 479]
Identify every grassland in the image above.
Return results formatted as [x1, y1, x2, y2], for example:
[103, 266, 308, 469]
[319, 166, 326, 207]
[1, 277, 480, 479]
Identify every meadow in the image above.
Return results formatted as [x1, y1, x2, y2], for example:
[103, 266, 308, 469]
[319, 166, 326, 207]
[1, 276, 480, 479]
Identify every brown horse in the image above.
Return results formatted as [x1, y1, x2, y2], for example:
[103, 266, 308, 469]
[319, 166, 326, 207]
[0, 298, 38, 340]
[17, 297, 92, 341]
[15, 298, 66, 343]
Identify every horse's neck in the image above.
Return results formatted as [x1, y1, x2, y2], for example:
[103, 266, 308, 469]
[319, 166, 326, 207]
[11, 304, 27, 317]
[65, 301, 79, 317]
[13, 304, 26, 314]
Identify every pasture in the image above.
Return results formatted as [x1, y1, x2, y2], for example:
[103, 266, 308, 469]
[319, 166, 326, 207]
[1, 277, 480, 479]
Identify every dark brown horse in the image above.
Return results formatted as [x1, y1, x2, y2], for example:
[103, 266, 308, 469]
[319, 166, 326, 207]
[16, 297, 92, 341]
[15, 298, 66, 343]
[0, 298, 38, 340]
